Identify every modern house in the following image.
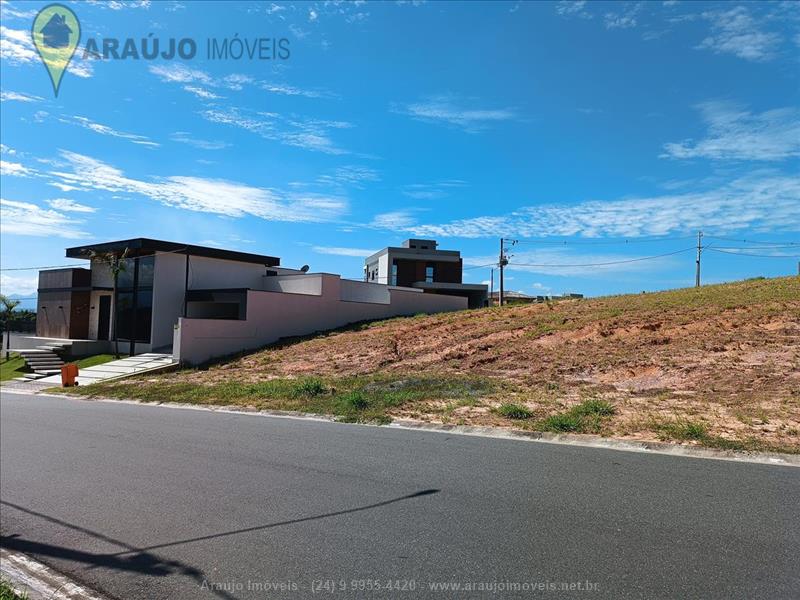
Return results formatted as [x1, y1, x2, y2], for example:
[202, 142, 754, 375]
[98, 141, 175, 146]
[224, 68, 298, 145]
[28, 237, 472, 365]
[364, 239, 488, 308]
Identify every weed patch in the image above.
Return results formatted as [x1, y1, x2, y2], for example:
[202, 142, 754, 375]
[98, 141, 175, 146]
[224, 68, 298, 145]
[496, 403, 534, 420]
[537, 399, 617, 434]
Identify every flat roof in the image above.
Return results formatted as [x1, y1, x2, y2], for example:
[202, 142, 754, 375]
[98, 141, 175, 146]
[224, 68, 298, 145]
[365, 246, 461, 263]
[65, 238, 280, 266]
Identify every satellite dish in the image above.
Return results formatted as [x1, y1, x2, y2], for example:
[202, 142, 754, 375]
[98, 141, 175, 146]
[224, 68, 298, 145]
[300, 265, 310, 273]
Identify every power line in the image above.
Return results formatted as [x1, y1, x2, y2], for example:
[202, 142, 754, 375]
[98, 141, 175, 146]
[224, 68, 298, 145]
[704, 235, 800, 246]
[512, 235, 697, 246]
[0, 264, 85, 272]
[705, 248, 800, 259]
[507, 247, 695, 268]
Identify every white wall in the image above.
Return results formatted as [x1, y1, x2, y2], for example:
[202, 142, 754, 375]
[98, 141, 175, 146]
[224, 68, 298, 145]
[175, 274, 466, 365]
[260, 274, 322, 295]
[186, 255, 267, 289]
[151, 253, 186, 349]
[378, 253, 390, 284]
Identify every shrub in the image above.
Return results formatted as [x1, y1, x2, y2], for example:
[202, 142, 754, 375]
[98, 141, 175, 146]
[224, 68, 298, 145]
[294, 378, 326, 397]
[341, 391, 369, 410]
[574, 399, 616, 417]
[496, 403, 533, 419]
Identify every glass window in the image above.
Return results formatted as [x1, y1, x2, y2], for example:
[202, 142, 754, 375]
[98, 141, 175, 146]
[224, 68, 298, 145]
[425, 263, 435, 283]
[137, 255, 155, 287]
[115, 291, 134, 340]
[116, 258, 135, 289]
[391, 261, 398, 286]
[134, 290, 153, 343]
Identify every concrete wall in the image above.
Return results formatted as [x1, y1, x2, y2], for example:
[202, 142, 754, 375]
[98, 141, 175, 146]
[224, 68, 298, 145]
[90, 259, 113, 288]
[175, 274, 466, 365]
[151, 253, 186, 349]
[186, 255, 267, 289]
[340, 279, 391, 303]
[260, 274, 322, 295]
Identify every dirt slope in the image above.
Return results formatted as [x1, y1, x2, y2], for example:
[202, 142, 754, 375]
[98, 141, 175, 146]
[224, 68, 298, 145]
[110, 276, 800, 451]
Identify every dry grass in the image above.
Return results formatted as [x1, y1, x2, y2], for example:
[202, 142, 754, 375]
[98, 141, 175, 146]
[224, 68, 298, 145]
[76, 276, 800, 453]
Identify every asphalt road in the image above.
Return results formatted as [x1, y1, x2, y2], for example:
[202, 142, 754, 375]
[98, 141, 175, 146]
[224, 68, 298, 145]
[1, 391, 798, 600]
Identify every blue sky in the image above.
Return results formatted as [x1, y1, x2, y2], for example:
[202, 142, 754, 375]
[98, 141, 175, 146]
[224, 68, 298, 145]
[1, 0, 798, 305]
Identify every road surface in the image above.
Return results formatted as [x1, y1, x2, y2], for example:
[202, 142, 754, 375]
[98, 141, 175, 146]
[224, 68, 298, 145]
[1, 390, 798, 599]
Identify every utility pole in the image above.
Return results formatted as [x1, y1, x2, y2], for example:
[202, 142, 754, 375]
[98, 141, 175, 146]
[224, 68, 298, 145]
[490, 268, 494, 306]
[499, 238, 505, 306]
[695, 230, 703, 288]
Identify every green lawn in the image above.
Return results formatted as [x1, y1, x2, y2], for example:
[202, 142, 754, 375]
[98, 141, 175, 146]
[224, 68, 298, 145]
[0, 353, 116, 383]
[75, 354, 116, 369]
[0, 353, 26, 382]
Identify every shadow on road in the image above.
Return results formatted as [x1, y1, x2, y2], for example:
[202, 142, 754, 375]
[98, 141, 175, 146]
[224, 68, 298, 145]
[0, 489, 440, 599]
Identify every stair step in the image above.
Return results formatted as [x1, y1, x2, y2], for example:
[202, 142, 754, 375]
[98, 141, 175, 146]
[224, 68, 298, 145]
[26, 355, 61, 361]
[21, 373, 47, 380]
[34, 369, 62, 375]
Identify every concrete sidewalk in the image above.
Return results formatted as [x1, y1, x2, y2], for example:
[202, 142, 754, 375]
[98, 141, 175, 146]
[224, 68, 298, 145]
[36, 353, 175, 386]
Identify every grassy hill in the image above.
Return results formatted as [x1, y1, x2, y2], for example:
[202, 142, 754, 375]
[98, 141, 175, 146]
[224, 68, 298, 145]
[82, 276, 800, 453]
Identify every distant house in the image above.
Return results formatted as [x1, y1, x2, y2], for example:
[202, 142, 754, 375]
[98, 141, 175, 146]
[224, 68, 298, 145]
[40, 13, 72, 48]
[25, 238, 470, 365]
[364, 239, 488, 308]
[488, 291, 584, 305]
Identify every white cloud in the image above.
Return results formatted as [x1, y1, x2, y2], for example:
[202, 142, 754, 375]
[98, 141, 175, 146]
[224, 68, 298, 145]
[312, 246, 376, 257]
[47, 198, 97, 213]
[698, 6, 781, 62]
[85, 0, 151, 9]
[0, 273, 39, 297]
[200, 107, 351, 154]
[183, 86, 223, 100]
[555, 1, 592, 19]
[662, 102, 800, 161]
[0, 90, 42, 102]
[170, 131, 229, 150]
[61, 116, 160, 147]
[402, 180, 467, 200]
[376, 172, 800, 239]
[149, 64, 329, 100]
[604, 4, 640, 29]
[371, 210, 418, 229]
[0, 1, 38, 19]
[48, 150, 348, 223]
[0, 160, 34, 177]
[315, 165, 380, 189]
[0, 198, 89, 238]
[1, 26, 93, 77]
[149, 64, 214, 85]
[393, 95, 517, 132]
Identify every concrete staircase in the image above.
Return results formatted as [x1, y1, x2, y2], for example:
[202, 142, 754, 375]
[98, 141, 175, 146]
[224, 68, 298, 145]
[12, 343, 68, 381]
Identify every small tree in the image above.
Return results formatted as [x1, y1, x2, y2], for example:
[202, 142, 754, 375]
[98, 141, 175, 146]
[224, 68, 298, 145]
[89, 248, 129, 359]
[1, 294, 21, 360]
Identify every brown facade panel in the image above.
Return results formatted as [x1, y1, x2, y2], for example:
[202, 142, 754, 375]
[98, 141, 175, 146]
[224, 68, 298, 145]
[36, 291, 72, 338]
[69, 291, 91, 339]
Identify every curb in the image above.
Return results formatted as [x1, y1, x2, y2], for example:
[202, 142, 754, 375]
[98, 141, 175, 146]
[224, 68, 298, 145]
[0, 548, 109, 600]
[3, 388, 798, 467]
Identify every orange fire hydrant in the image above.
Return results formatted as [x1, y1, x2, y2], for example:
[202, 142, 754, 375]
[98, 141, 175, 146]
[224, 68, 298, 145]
[61, 363, 79, 387]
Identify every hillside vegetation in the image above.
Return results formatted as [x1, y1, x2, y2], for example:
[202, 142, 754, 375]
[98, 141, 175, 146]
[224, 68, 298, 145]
[83, 276, 800, 453]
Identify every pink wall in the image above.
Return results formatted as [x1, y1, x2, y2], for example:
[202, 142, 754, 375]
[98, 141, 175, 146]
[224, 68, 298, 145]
[174, 274, 466, 364]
